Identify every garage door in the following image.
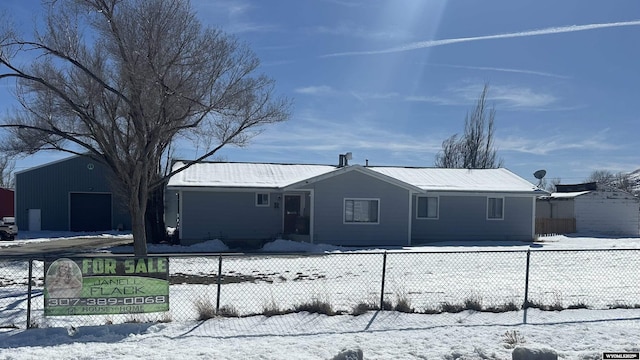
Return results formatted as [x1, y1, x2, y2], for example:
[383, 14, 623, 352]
[70, 193, 112, 231]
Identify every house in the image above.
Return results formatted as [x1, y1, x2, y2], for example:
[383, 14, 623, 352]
[536, 182, 640, 236]
[0, 187, 14, 218]
[15, 155, 130, 232]
[166, 159, 545, 247]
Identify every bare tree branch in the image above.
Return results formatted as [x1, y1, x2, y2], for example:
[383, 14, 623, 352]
[0, 0, 290, 255]
[435, 84, 503, 169]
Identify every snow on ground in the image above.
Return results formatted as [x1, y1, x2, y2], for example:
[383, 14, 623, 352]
[1, 309, 639, 359]
[1, 232, 639, 359]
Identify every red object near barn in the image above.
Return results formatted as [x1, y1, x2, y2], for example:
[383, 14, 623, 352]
[0, 188, 14, 218]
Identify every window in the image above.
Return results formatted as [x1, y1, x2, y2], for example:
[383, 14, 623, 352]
[487, 197, 504, 219]
[256, 193, 270, 207]
[344, 198, 379, 224]
[417, 196, 438, 219]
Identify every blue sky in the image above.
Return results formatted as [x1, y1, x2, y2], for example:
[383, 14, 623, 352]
[2, 0, 640, 185]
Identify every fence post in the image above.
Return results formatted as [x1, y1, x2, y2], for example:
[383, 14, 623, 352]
[380, 252, 387, 310]
[26, 259, 33, 329]
[523, 249, 531, 324]
[216, 254, 223, 313]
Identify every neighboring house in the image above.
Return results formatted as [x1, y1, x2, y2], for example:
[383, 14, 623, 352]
[166, 159, 545, 247]
[15, 155, 130, 232]
[0, 187, 14, 218]
[536, 182, 640, 237]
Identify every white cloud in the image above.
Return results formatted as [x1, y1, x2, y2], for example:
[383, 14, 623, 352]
[323, 20, 640, 57]
[294, 86, 399, 102]
[452, 83, 557, 109]
[430, 64, 570, 79]
[498, 132, 622, 156]
[406, 83, 559, 109]
[191, 0, 278, 34]
[244, 111, 442, 159]
[294, 85, 336, 95]
[312, 24, 411, 41]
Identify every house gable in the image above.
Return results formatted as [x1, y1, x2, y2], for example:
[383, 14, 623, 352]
[283, 165, 423, 193]
[291, 168, 413, 246]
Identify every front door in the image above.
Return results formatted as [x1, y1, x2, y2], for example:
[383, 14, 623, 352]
[283, 195, 301, 234]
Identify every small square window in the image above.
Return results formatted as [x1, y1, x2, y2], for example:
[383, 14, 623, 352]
[417, 196, 438, 219]
[256, 193, 270, 207]
[487, 197, 504, 219]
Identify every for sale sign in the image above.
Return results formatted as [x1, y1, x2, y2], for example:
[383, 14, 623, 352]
[44, 257, 169, 316]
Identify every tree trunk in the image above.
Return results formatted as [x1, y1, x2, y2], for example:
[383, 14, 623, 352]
[131, 207, 148, 256]
[129, 179, 149, 257]
[146, 185, 166, 244]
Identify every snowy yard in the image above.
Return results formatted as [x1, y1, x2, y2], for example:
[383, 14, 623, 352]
[0, 233, 639, 359]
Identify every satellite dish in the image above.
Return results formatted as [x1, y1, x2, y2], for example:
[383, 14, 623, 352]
[534, 169, 546, 180]
[345, 152, 352, 160]
[533, 169, 546, 187]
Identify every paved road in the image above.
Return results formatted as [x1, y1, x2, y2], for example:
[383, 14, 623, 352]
[0, 237, 134, 256]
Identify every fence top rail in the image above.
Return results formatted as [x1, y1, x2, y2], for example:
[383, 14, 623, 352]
[3, 247, 639, 261]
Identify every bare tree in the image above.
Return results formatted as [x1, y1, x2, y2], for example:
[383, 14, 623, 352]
[586, 170, 635, 193]
[0, 0, 290, 255]
[540, 177, 562, 193]
[0, 155, 15, 189]
[585, 170, 615, 185]
[434, 84, 503, 169]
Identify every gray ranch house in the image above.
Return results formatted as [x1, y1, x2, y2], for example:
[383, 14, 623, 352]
[166, 161, 545, 247]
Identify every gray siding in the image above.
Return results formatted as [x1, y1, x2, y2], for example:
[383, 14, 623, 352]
[15, 156, 130, 231]
[536, 199, 575, 218]
[179, 190, 283, 245]
[412, 195, 534, 242]
[299, 170, 410, 247]
[574, 191, 639, 236]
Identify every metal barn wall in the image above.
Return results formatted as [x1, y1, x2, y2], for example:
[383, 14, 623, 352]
[574, 191, 639, 236]
[178, 190, 283, 245]
[298, 170, 411, 247]
[164, 188, 180, 229]
[15, 156, 130, 231]
[412, 195, 535, 242]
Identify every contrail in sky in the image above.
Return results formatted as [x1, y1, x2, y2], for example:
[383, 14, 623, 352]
[322, 20, 640, 57]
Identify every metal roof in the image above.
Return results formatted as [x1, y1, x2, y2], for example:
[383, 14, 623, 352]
[168, 162, 542, 194]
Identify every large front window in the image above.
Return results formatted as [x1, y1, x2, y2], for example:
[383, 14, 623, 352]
[344, 198, 379, 224]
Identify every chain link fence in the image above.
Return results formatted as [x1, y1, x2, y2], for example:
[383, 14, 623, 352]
[1, 248, 639, 329]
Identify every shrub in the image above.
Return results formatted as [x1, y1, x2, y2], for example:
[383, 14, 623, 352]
[351, 301, 378, 316]
[502, 330, 526, 349]
[608, 303, 640, 310]
[394, 295, 414, 313]
[485, 301, 520, 313]
[463, 296, 483, 311]
[194, 298, 217, 320]
[567, 302, 588, 310]
[440, 302, 464, 313]
[218, 305, 239, 317]
[262, 301, 287, 317]
[294, 299, 335, 315]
